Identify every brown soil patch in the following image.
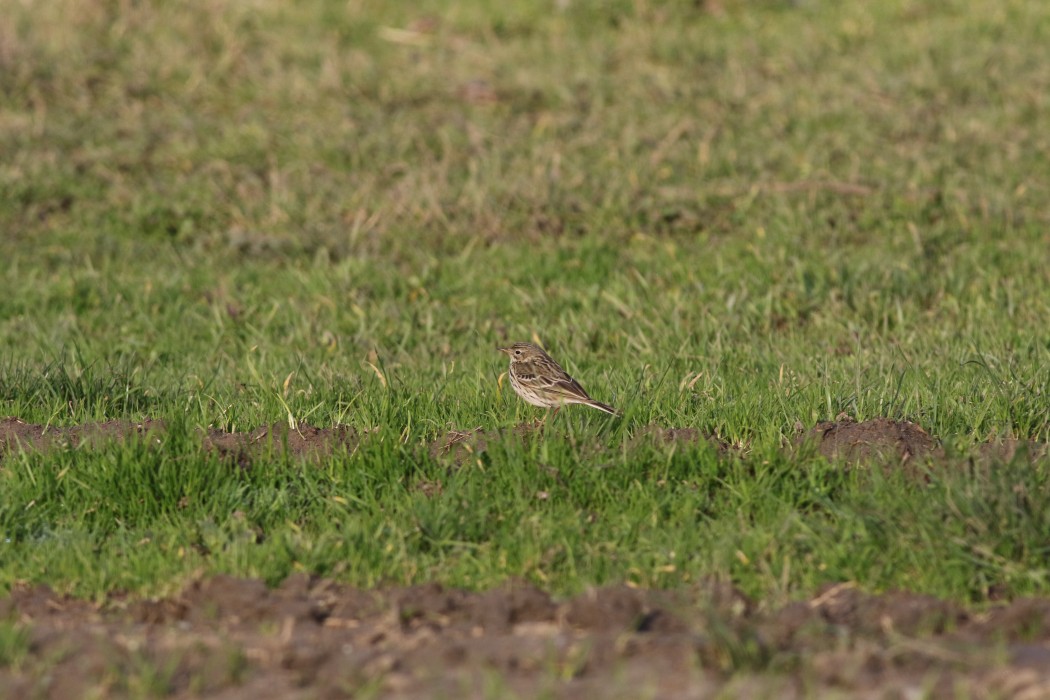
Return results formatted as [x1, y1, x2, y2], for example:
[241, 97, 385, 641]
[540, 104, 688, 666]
[2, 417, 1042, 472]
[0, 417, 369, 467]
[204, 422, 369, 466]
[799, 418, 1048, 467]
[799, 417, 939, 463]
[0, 416, 168, 454]
[428, 422, 729, 467]
[428, 423, 543, 465]
[4, 576, 1050, 698]
[626, 423, 732, 453]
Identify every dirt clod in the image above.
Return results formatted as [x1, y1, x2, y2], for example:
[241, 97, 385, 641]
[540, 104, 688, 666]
[799, 417, 939, 463]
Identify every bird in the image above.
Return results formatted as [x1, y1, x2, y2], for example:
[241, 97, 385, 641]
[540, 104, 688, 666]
[497, 342, 618, 420]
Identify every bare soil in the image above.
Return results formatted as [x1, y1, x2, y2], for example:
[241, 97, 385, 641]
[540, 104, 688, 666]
[800, 416, 939, 463]
[0, 417, 371, 467]
[797, 416, 1046, 466]
[2, 416, 1047, 697]
[4, 576, 1050, 698]
[3, 416, 1041, 469]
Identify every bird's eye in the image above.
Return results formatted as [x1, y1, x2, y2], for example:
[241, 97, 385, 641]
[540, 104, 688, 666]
[514, 350, 521, 355]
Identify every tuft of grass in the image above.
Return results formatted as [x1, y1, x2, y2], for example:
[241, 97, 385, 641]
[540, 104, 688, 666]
[0, 620, 30, 669]
[1, 428, 1048, 603]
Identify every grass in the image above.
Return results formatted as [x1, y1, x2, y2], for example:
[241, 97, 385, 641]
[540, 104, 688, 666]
[0, 0, 1048, 605]
[0, 621, 30, 669]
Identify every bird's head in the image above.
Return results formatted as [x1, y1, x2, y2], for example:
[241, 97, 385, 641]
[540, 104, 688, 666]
[497, 342, 544, 362]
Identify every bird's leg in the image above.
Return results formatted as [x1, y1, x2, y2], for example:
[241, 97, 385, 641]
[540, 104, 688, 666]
[534, 409, 549, 429]
[536, 406, 559, 433]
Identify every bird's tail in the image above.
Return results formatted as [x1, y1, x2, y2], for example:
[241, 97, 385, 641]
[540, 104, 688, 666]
[585, 400, 620, 417]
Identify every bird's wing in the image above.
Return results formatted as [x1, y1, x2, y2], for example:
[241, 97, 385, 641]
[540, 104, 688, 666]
[517, 359, 594, 402]
[550, 375, 593, 402]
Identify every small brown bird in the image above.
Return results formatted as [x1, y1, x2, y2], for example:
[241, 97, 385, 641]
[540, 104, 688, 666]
[498, 342, 618, 419]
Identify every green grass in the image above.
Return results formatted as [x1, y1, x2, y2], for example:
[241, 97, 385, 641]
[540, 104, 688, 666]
[1, 0, 1049, 603]
[0, 621, 30, 669]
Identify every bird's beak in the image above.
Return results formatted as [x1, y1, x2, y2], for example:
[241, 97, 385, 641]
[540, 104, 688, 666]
[497, 346, 510, 355]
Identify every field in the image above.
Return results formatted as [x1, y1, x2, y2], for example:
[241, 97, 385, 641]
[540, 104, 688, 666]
[1, 0, 1049, 696]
